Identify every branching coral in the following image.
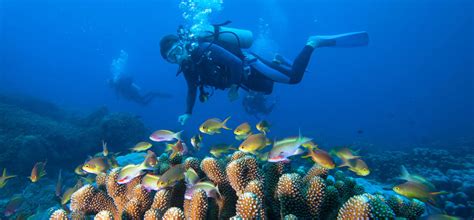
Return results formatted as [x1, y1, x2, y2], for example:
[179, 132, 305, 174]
[49, 209, 68, 220]
[226, 156, 262, 195]
[151, 188, 172, 216]
[162, 207, 186, 220]
[276, 173, 310, 218]
[320, 185, 341, 219]
[303, 164, 329, 183]
[306, 176, 326, 218]
[337, 193, 395, 219]
[337, 194, 372, 219]
[188, 189, 209, 219]
[201, 157, 237, 219]
[235, 192, 265, 219]
[230, 151, 247, 162]
[49, 145, 411, 220]
[263, 161, 291, 219]
[124, 184, 153, 219]
[387, 195, 425, 220]
[144, 208, 161, 220]
[94, 210, 113, 220]
[70, 185, 116, 216]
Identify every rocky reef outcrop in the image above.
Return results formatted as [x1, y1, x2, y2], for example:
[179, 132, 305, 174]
[0, 93, 148, 175]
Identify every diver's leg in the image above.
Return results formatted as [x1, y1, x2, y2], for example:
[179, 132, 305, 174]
[250, 45, 314, 84]
[142, 93, 157, 105]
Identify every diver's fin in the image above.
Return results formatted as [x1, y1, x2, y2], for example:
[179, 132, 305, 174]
[312, 31, 369, 48]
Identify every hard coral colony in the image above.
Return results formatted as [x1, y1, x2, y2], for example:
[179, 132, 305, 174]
[45, 118, 435, 220]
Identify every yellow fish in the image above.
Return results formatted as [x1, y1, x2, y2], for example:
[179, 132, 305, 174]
[141, 173, 161, 191]
[399, 165, 435, 190]
[28, 161, 47, 183]
[256, 120, 270, 134]
[302, 148, 336, 169]
[393, 181, 447, 204]
[339, 158, 370, 176]
[60, 180, 82, 205]
[74, 164, 87, 176]
[239, 133, 271, 154]
[130, 141, 153, 152]
[234, 122, 252, 136]
[331, 146, 360, 160]
[0, 168, 16, 188]
[156, 164, 186, 189]
[60, 187, 76, 205]
[210, 144, 237, 158]
[82, 157, 110, 174]
[184, 168, 200, 186]
[301, 141, 318, 151]
[199, 117, 232, 135]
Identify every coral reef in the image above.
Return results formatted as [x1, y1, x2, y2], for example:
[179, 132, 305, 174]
[366, 147, 474, 218]
[48, 150, 407, 220]
[0, 93, 148, 176]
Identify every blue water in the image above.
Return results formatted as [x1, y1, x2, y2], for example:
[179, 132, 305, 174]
[1, 0, 473, 150]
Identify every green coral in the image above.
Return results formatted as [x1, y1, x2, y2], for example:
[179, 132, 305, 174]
[387, 195, 425, 220]
[368, 195, 395, 219]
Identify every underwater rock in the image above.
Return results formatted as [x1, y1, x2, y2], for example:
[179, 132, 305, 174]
[0, 93, 148, 176]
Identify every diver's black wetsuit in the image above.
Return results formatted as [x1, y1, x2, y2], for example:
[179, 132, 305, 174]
[113, 76, 169, 105]
[180, 42, 315, 114]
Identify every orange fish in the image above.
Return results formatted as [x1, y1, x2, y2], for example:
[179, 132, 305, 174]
[28, 161, 47, 183]
[303, 148, 336, 169]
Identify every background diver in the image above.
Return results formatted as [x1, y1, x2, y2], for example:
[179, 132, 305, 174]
[242, 91, 276, 119]
[109, 50, 171, 105]
[159, 24, 369, 125]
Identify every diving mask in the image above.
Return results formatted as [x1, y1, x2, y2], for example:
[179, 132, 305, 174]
[166, 44, 185, 64]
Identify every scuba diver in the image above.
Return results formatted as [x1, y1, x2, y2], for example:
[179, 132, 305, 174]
[242, 91, 276, 119]
[109, 50, 171, 105]
[159, 24, 369, 125]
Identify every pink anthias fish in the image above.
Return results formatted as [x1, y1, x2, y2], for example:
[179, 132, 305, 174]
[268, 132, 312, 162]
[149, 130, 182, 142]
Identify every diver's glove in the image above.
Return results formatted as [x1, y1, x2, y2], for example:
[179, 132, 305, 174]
[178, 113, 191, 125]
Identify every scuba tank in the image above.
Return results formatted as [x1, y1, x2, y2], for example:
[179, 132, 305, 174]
[198, 21, 254, 49]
